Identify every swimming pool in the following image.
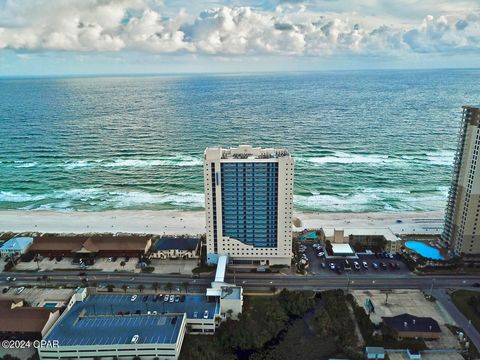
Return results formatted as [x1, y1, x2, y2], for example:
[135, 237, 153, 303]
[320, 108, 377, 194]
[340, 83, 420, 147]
[43, 303, 58, 308]
[300, 232, 318, 241]
[405, 241, 444, 260]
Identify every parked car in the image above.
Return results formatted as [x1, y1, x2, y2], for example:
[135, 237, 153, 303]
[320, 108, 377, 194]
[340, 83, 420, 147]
[472, 283, 480, 288]
[329, 263, 336, 270]
[131, 335, 139, 344]
[318, 252, 325, 258]
[143, 295, 148, 302]
[2, 287, 10, 294]
[130, 295, 137, 302]
[372, 262, 379, 270]
[353, 262, 360, 270]
[362, 261, 368, 269]
[164, 295, 169, 302]
[193, 311, 198, 318]
[321, 262, 326, 269]
[203, 310, 209, 319]
[15, 287, 25, 295]
[180, 295, 186, 302]
[380, 262, 387, 270]
[175, 295, 180, 303]
[169, 295, 175, 303]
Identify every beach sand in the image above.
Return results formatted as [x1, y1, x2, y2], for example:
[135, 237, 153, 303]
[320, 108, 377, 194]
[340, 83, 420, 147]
[0, 209, 445, 235]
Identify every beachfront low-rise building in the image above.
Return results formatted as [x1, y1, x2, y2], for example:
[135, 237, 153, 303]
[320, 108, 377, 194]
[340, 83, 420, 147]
[150, 236, 199, 259]
[28, 233, 152, 260]
[204, 145, 294, 267]
[0, 236, 33, 257]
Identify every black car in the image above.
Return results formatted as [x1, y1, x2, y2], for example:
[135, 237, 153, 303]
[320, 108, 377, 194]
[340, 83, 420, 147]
[2, 287, 9, 294]
[472, 283, 480, 287]
[143, 295, 149, 302]
[380, 262, 387, 270]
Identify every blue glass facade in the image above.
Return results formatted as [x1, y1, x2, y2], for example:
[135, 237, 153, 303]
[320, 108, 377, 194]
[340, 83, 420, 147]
[221, 162, 278, 248]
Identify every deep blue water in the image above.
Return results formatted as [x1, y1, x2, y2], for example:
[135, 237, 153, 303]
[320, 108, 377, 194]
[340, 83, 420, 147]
[0, 69, 479, 212]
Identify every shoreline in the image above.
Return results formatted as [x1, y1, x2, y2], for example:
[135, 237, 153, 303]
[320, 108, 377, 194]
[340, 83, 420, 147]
[0, 209, 445, 235]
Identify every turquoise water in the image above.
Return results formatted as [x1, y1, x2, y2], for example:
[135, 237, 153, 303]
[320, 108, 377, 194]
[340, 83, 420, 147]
[405, 241, 444, 260]
[43, 303, 57, 308]
[1, 69, 479, 212]
[299, 233, 318, 241]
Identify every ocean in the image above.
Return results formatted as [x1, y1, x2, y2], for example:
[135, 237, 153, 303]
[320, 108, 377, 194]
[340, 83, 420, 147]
[0, 69, 478, 213]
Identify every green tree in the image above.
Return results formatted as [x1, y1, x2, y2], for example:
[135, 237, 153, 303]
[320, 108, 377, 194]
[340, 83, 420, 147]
[164, 282, 173, 292]
[106, 284, 115, 292]
[121, 284, 129, 293]
[152, 282, 160, 293]
[137, 284, 145, 293]
[120, 260, 126, 269]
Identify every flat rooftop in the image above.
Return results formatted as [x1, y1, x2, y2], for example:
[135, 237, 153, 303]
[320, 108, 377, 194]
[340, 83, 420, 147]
[153, 236, 198, 251]
[331, 243, 355, 255]
[323, 227, 400, 242]
[205, 145, 290, 161]
[46, 293, 219, 346]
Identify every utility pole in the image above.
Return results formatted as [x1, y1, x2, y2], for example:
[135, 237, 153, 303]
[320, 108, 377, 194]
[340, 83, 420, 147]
[429, 278, 436, 297]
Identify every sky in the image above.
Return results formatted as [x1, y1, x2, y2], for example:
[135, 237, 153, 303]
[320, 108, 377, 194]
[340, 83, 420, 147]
[0, 0, 479, 76]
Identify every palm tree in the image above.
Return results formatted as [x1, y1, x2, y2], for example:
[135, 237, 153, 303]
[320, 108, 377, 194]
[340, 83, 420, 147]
[152, 282, 159, 293]
[181, 281, 190, 294]
[164, 282, 173, 292]
[121, 284, 129, 293]
[106, 284, 115, 292]
[138, 284, 145, 293]
[120, 261, 126, 269]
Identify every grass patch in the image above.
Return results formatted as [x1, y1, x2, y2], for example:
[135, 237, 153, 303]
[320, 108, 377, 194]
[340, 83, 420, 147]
[451, 290, 480, 332]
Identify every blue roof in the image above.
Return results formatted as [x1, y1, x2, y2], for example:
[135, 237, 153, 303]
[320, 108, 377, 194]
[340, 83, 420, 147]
[0, 237, 33, 251]
[46, 294, 220, 346]
[153, 237, 199, 251]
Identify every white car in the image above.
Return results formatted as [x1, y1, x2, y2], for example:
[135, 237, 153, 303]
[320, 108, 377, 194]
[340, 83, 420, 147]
[130, 295, 137, 302]
[329, 263, 336, 270]
[353, 262, 360, 270]
[169, 295, 175, 303]
[318, 252, 325, 257]
[362, 261, 368, 269]
[193, 311, 198, 318]
[131, 335, 139, 344]
[203, 310, 209, 319]
[164, 295, 169, 302]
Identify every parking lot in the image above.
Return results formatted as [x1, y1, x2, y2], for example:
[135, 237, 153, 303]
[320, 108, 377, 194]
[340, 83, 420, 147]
[302, 242, 411, 277]
[13, 256, 138, 272]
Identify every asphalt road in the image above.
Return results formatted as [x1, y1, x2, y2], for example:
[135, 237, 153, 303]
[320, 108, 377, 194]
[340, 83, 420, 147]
[2, 271, 480, 293]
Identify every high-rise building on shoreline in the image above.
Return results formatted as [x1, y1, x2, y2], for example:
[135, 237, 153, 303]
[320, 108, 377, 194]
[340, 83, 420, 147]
[204, 145, 293, 266]
[442, 106, 480, 254]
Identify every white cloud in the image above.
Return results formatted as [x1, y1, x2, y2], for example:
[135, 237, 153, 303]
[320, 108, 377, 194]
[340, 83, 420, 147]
[0, 0, 479, 57]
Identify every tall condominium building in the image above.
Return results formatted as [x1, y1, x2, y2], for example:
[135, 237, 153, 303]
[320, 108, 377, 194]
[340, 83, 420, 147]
[204, 145, 294, 266]
[442, 106, 480, 254]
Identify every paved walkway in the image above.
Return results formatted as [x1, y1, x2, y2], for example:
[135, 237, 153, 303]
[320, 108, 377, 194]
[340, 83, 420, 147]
[433, 289, 480, 351]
